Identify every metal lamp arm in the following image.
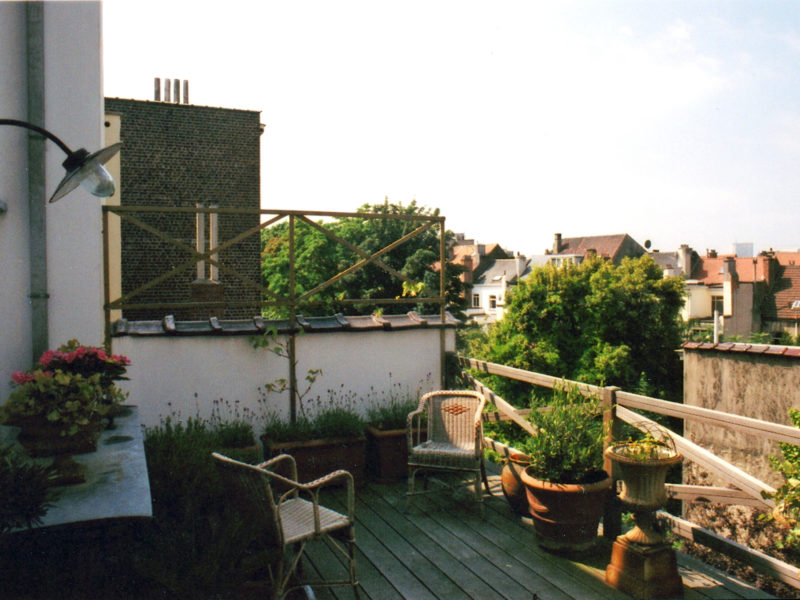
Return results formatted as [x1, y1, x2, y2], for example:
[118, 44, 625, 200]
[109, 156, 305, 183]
[0, 118, 74, 156]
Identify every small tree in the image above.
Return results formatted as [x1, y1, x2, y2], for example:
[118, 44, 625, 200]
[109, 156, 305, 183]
[474, 255, 685, 403]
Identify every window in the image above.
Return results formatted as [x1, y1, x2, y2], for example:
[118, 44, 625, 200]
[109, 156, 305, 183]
[711, 295, 723, 316]
[471, 293, 480, 308]
[489, 295, 497, 309]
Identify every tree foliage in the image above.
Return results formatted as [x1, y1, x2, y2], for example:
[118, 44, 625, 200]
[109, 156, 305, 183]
[260, 200, 466, 317]
[474, 255, 685, 402]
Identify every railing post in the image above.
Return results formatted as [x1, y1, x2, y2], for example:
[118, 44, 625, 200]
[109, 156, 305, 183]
[602, 385, 622, 539]
[288, 214, 297, 424]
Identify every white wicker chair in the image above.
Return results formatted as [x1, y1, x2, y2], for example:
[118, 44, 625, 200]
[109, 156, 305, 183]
[406, 390, 490, 514]
[212, 452, 359, 600]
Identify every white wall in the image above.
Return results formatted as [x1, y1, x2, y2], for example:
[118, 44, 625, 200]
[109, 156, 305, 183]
[0, 3, 32, 397]
[112, 328, 453, 429]
[0, 2, 105, 401]
[44, 1, 105, 350]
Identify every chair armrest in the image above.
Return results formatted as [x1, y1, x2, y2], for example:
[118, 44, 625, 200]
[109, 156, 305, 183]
[407, 409, 425, 449]
[274, 469, 356, 531]
[258, 453, 299, 482]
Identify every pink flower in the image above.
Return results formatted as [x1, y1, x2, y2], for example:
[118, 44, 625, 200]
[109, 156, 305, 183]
[11, 372, 34, 385]
[38, 349, 59, 367]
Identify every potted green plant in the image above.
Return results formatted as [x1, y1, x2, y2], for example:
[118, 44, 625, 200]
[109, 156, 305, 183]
[518, 385, 611, 553]
[365, 396, 423, 482]
[261, 400, 367, 486]
[1, 369, 106, 457]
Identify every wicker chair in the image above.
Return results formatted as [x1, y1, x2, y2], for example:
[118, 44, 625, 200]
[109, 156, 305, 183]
[406, 390, 490, 514]
[212, 452, 359, 600]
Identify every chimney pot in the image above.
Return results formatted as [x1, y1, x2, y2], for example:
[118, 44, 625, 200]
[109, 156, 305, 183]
[154, 77, 161, 101]
[183, 80, 189, 104]
[164, 78, 171, 102]
[173, 79, 180, 103]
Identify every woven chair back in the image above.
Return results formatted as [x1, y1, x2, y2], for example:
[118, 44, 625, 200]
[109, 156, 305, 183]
[424, 391, 484, 452]
[213, 453, 282, 546]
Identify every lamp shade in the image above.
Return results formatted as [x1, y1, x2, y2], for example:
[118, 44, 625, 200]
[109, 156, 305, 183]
[49, 142, 122, 203]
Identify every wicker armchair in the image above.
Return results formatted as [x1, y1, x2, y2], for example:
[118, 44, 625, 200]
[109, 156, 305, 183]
[212, 452, 359, 600]
[406, 390, 490, 514]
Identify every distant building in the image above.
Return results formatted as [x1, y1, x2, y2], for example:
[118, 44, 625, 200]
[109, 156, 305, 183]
[105, 87, 263, 321]
[466, 253, 532, 325]
[546, 232, 646, 265]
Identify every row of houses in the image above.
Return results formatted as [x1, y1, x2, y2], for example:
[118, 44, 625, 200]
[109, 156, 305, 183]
[461, 233, 800, 339]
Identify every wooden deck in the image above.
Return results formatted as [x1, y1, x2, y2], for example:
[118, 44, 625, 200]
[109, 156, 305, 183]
[301, 473, 774, 600]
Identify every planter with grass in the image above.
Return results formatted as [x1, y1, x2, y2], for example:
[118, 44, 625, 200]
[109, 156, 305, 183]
[261, 407, 366, 486]
[365, 398, 425, 482]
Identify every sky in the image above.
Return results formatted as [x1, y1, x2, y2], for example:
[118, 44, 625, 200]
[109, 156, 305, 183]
[102, 0, 800, 258]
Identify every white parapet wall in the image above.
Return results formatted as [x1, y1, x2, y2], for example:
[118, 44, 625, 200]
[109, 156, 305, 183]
[112, 320, 455, 430]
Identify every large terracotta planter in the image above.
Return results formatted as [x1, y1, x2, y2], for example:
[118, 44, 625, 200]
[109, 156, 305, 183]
[500, 453, 530, 516]
[365, 425, 426, 482]
[520, 467, 611, 553]
[262, 435, 366, 487]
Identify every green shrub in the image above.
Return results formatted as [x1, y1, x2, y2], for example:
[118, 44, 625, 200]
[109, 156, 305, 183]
[762, 408, 800, 553]
[0, 443, 59, 533]
[517, 385, 605, 484]
[366, 397, 419, 431]
[140, 416, 267, 598]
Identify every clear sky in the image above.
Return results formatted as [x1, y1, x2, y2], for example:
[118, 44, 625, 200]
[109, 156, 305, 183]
[102, 0, 800, 258]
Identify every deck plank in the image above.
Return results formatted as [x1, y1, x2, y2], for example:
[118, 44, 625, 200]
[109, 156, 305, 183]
[296, 474, 776, 600]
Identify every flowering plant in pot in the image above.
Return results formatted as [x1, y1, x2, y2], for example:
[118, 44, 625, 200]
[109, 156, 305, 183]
[37, 339, 130, 423]
[0, 369, 105, 456]
[518, 384, 611, 553]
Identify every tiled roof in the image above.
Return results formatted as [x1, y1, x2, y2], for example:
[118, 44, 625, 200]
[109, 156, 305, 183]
[689, 255, 767, 284]
[112, 312, 459, 336]
[475, 258, 531, 285]
[768, 265, 800, 320]
[682, 341, 800, 358]
[773, 251, 800, 266]
[555, 234, 642, 261]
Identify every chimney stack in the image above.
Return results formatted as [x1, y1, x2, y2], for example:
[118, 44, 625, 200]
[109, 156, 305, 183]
[553, 233, 562, 254]
[154, 78, 190, 104]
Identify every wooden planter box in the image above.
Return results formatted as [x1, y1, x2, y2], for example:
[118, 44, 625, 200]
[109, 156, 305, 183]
[365, 425, 426, 482]
[261, 435, 367, 487]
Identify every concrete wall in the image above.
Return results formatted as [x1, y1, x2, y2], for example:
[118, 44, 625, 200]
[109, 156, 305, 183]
[0, 1, 105, 401]
[683, 344, 800, 487]
[112, 328, 452, 429]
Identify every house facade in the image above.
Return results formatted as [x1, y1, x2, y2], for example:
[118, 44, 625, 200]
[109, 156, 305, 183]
[104, 94, 263, 321]
[465, 254, 533, 324]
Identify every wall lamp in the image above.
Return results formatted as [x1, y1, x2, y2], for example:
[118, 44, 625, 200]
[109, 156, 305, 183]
[0, 118, 121, 203]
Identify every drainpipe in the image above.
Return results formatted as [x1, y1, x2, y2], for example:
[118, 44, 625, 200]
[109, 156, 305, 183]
[27, 2, 48, 363]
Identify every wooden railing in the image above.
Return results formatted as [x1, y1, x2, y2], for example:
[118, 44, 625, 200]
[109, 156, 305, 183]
[458, 355, 800, 591]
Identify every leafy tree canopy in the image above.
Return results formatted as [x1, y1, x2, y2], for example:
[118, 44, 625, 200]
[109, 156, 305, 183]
[472, 255, 685, 402]
[260, 200, 467, 318]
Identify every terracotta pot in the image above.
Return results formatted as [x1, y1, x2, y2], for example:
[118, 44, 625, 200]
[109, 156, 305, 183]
[500, 453, 530, 516]
[520, 467, 612, 553]
[262, 435, 367, 487]
[17, 420, 102, 458]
